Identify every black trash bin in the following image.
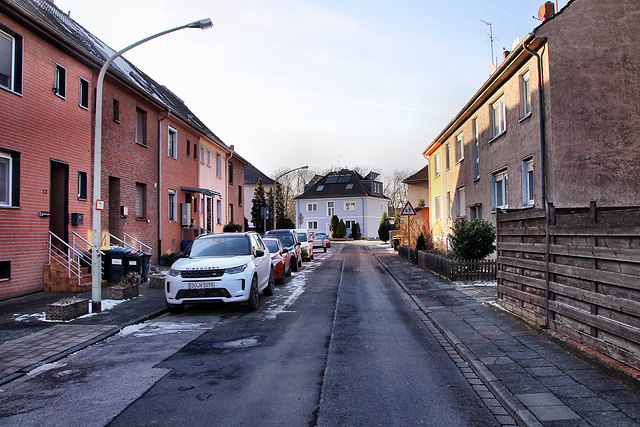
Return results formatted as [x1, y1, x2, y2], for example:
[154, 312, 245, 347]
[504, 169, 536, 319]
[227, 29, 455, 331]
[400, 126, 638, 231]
[106, 248, 128, 283]
[124, 251, 143, 277]
[140, 252, 151, 281]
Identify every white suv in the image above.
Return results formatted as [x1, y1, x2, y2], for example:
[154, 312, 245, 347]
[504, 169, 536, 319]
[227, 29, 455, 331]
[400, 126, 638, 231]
[294, 229, 313, 261]
[165, 232, 274, 313]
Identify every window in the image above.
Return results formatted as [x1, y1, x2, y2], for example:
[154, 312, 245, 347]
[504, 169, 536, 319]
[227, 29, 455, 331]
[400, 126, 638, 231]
[113, 99, 120, 122]
[520, 71, 532, 118]
[77, 171, 87, 200]
[345, 220, 356, 230]
[434, 151, 441, 176]
[434, 196, 441, 220]
[344, 202, 356, 211]
[316, 185, 324, 192]
[136, 108, 147, 145]
[228, 162, 234, 184]
[472, 118, 480, 180]
[238, 185, 243, 206]
[470, 204, 482, 220]
[168, 126, 177, 158]
[345, 183, 354, 190]
[207, 150, 211, 167]
[229, 203, 234, 223]
[216, 154, 222, 177]
[0, 260, 9, 281]
[455, 132, 464, 163]
[0, 150, 18, 207]
[327, 201, 335, 216]
[445, 143, 450, 170]
[200, 147, 205, 163]
[54, 64, 66, 98]
[79, 78, 89, 109]
[186, 140, 190, 157]
[0, 28, 23, 94]
[136, 182, 146, 218]
[194, 143, 198, 160]
[168, 190, 177, 221]
[307, 203, 318, 212]
[446, 191, 451, 218]
[456, 186, 466, 217]
[492, 170, 508, 210]
[523, 158, 534, 206]
[308, 221, 318, 230]
[216, 199, 222, 224]
[491, 96, 506, 138]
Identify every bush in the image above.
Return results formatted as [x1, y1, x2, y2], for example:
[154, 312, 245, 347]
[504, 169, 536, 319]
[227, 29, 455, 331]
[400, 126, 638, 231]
[223, 222, 242, 232]
[337, 220, 347, 238]
[330, 215, 340, 238]
[378, 212, 392, 242]
[351, 223, 362, 240]
[416, 233, 427, 251]
[448, 218, 496, 260]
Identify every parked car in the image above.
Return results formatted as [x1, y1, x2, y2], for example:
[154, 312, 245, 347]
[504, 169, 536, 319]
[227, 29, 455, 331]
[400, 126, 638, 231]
[265, 229, 302, 272]
[312, 232, 330, 252]
[165, 232, 274, 313]
[263, 237, 291, 284]
[294, 229, 313, 261]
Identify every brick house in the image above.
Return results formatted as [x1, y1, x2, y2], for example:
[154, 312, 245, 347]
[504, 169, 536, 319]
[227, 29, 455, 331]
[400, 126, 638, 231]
[422, 0, 640, 248]
[0, 0, 250, 299]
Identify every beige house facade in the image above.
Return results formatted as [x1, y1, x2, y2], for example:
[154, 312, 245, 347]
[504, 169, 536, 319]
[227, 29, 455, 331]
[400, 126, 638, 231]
[422, 0, 640, 246]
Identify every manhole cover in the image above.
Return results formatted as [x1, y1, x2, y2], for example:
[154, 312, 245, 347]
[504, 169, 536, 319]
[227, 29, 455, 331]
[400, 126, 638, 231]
[212, 336, 261, 349]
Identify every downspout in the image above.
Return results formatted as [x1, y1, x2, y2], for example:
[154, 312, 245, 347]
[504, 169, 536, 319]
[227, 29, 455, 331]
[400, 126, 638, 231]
[361, 196, 365, 238]
[523, 35, 550, 327]
[225, 147, 235, 228]
[158, 109, 171, 258]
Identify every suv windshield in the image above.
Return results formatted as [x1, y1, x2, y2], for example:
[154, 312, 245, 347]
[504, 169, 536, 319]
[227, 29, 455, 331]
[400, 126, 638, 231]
[264, 240, 279, 253]
[297, 233, 308, 242]
[185, 236, 251, 257]
[275, 235, 294, 246]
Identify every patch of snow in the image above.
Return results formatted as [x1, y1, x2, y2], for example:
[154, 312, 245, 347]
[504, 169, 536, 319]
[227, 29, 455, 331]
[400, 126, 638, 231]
[27, 361, 67, 377]
[118, 321, 208, 337]
[453, 281, 497, 288]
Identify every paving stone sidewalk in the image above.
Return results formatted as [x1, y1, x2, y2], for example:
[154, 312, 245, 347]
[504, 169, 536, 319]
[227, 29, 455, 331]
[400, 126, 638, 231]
[370, 245, 640, 427]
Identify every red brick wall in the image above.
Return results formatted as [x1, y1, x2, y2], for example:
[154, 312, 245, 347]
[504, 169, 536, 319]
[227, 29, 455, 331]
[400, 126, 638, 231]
[0, 14, 93, 299]
[228, 159, 245, 229]
[160, 118, 199, 255]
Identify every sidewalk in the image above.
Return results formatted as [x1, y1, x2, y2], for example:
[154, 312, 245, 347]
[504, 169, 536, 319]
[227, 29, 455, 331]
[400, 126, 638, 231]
[0, 282, 167, 386]
[370, 245, 640, 427]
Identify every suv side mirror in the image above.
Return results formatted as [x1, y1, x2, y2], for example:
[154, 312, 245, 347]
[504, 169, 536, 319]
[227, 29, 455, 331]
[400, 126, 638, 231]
[282, 248, 289, 254]
[255, 249, 265, 257]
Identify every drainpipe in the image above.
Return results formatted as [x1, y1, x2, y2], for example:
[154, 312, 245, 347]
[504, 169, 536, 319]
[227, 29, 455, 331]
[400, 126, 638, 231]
[225, 145, 235, 228]
[523, 35, 550, 327]
[158, 109, 171, 258]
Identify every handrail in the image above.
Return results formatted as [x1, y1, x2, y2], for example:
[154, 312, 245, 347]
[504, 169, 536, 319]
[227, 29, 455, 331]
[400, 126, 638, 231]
[124, 232, 152, 254]
[49, 231, 84, 282]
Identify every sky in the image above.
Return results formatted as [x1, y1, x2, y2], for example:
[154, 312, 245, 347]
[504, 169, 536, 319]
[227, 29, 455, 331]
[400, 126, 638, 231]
[54, 0, 566, 178]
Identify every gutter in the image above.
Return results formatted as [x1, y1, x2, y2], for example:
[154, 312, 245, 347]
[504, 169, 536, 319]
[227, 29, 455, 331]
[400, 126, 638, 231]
[158, 109, 171, 257]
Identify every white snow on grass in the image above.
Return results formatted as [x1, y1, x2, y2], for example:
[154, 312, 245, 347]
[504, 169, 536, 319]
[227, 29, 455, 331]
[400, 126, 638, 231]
[13, 299, 129, 323]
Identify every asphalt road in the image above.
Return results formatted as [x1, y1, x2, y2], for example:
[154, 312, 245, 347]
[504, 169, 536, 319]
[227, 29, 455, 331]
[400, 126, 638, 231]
[0, 244, 500, 426]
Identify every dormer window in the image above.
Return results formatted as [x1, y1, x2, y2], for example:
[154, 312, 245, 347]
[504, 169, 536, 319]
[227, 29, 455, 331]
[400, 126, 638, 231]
[345, 183, 353, 190]
[316, 185, 324, 191]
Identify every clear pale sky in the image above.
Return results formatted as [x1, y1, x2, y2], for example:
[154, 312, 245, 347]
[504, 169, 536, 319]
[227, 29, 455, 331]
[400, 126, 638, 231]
[55, 0, 565, 177]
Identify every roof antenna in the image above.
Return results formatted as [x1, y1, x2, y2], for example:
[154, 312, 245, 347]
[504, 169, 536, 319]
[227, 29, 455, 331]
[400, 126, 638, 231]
[480, 20, 495, 69]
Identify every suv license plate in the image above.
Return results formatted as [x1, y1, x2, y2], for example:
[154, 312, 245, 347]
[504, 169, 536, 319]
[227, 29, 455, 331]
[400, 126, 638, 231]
[190, 282, 216, 289]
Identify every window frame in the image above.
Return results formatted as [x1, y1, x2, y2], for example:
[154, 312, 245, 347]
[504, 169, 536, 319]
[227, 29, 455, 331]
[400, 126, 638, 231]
[78, 78, 89, 109]
[167, 126, 177, 159]
[113, 99, 120, 122]
[522, 158, 534, 206]
[308, 220, 318, 230]
[445, 143, 450, 170]
[168, 190, 177, 221]
[228, 161, 234, 184]
[434, 195, 441, 220]
[307, 203, 318, 212]
[472, 118, 480, 181]
[54, 64, 66, 98]
[77, 171, 87, 200]
[344, 201, 356, 211]
[455, 132, 464, 163]
[136, 182, 147, 219]
[0, 151, 13, 207]
[492, 169, 508, 210]
[520, 70, 532, 119]
[135, 107, 147, 146]
[327, 201, 335, 217]
[0, 27, 23, 94]
[490, 96, 506, 139]
[216, 154, 222, 176]
[456, 186, 466, 218]
[434, 151, 441, 177]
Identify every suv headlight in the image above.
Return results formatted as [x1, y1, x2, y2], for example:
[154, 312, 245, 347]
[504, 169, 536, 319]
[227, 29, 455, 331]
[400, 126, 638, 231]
[226, 263, 248, 275]
[168, 268, 181, 277]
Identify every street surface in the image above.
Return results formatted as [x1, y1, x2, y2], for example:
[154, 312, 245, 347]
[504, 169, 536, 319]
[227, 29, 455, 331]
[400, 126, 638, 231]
[0, 244, 501, 426]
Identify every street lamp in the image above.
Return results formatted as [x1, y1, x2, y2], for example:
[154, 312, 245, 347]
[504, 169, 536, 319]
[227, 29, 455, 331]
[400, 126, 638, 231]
[91, 18, 213, 313]
[273, 165, 309, 230]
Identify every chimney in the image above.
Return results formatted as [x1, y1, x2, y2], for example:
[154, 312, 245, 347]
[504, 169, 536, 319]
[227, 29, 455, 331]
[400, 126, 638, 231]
[503, 48, 511, 59]
[538, 1, 555, 21]
[230, 145, 234, 151]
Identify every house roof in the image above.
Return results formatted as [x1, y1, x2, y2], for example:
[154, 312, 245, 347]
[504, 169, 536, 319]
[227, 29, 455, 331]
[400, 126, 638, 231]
[402, 165, 429, 184]
[244, 165, 275, 186]
[295, 169, 388, 200]
[4, 0, 233, 152]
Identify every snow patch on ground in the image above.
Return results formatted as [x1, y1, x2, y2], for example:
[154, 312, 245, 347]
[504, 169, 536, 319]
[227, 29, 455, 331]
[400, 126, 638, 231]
[119, 321, 209, 337]
[13, 299, 129, 323]
[453, 281, 497, 288]
[27, 361, 68, 377]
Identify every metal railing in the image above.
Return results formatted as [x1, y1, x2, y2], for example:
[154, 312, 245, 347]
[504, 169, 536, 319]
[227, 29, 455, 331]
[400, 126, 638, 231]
[49, 232, 85, 285]
[103, 232, 152, 254]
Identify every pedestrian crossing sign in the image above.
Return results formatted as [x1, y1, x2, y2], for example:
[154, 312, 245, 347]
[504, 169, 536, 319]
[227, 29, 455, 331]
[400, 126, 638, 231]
[401, 201, 417, 216]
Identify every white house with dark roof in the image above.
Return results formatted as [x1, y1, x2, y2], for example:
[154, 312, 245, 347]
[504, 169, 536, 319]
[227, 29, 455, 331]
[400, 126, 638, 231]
[294, 169, 389, 239]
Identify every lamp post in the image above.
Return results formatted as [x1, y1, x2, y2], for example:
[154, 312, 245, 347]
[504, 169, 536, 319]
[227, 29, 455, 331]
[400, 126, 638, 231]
[273, 165, 308, 230]
[91, 18, 213, 313]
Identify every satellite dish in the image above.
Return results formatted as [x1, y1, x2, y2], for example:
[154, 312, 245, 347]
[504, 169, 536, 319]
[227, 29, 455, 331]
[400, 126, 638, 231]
[489, 63, 497, 73]
[512, 37, 521, 50]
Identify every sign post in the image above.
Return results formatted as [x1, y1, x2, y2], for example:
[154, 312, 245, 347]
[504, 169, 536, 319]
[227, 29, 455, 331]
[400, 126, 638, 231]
[400, 201, 417, 261]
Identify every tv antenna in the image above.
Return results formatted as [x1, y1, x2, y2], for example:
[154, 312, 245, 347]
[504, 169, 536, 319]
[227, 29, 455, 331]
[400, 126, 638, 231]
[480, 20, 495, 68]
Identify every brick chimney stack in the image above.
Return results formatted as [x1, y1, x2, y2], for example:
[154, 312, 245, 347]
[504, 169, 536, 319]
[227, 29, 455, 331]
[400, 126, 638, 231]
[538, 1, 555, 21]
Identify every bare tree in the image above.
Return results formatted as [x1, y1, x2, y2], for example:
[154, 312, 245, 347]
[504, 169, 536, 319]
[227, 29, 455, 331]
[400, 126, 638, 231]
[271, 166, 318, 225]
[381, 169, 411, 211]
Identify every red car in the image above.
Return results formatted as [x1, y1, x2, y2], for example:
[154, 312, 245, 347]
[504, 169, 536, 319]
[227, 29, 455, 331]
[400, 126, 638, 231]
[264, 238, 291, 284]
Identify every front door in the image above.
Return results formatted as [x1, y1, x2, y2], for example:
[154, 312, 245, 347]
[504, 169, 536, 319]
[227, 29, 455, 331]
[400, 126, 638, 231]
[49, 161, 69, 246]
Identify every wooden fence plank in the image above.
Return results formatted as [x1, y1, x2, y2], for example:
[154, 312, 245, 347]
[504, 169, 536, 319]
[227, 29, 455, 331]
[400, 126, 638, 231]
[498, 242, 547, 254]
[499, 257, 547, 271]
[550, 225, 640, 237]
[550, 281, 640, 318]
[549, 263, 640, 290]
[498, 271, 547, 291]
[550, 244, 640, 264]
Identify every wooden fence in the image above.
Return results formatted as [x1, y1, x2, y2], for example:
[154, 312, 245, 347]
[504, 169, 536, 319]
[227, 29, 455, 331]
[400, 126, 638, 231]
[398, 246, 497, 282]
[496, 202, 640, 371]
